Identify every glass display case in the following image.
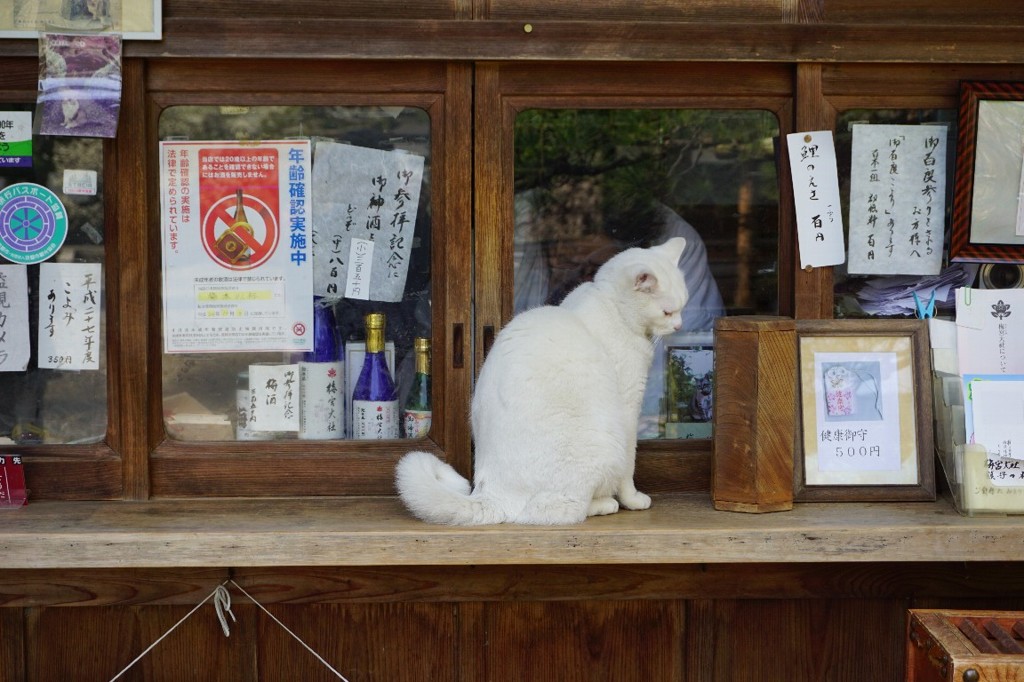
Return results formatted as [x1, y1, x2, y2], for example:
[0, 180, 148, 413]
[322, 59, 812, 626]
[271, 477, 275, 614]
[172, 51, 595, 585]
[157, 105, 433, 443]
[512, 107, 781, 439]
[0, 104, 107, 446]
[831, 108, 966, 318]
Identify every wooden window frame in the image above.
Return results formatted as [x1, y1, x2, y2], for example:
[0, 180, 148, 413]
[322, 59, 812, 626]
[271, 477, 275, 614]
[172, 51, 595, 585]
[9, 56, 1024, 501]
[472, 61, 797, 494]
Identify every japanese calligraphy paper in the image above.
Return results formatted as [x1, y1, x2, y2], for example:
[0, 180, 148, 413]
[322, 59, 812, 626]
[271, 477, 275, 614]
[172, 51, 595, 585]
[955, 287, 1024, 376]
[0, 265, 30, 372]
[847, 125, 946, 276]
[311, 142, 424, 302]
[246, 363, 300, 432]
[786, 131, 845, 269]
[159, 140, 313, 354]
[36, 262, 101, 370]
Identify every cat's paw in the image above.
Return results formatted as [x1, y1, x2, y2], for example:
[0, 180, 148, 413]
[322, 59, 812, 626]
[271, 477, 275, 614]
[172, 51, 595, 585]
[587, 496, 620, 517]
[618, 490, 651, 511]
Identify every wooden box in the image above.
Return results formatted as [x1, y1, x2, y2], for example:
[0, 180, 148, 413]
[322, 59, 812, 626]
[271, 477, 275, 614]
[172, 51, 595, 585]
[711, 316, 796, 513]
[906, 609, 1024, 682]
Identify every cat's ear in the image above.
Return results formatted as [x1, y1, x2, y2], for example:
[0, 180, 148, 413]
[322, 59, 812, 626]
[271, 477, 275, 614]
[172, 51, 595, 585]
[634, 269, 659, 293]
[657, 237, 687, 265]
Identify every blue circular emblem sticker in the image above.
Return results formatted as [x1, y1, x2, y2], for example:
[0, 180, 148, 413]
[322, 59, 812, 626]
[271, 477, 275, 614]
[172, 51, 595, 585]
[0, 182, 69, 265]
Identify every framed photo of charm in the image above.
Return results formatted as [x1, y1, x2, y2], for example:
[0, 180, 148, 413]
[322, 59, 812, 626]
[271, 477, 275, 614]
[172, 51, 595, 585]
[794, 319, 934, 502]
[664, 333, 714, 440]
[950, 80, 1024, 263]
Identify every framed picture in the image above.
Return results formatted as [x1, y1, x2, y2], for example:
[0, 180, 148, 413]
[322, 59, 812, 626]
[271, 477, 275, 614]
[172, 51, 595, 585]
[794, 319, 934, 502]
[664, 332, 714, 440]
[950, 80, 1024, 263]
[0, 0, 162, 40]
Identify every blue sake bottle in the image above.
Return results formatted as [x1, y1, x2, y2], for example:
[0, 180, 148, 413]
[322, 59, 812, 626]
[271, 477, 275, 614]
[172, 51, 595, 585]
[298, 297, 343, 440]
[351, 312, 399, 439]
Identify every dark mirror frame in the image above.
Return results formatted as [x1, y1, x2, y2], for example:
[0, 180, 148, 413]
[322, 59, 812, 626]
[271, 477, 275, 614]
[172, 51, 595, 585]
[950, 80, 1024, 263]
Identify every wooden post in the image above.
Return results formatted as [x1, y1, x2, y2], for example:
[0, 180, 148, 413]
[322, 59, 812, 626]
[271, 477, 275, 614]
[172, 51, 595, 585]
[712, 316, 797, 513]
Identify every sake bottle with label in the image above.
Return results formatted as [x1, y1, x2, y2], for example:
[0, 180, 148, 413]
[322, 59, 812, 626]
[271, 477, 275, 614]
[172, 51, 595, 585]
[403, 337, 432, 438]
[298, 297, 343, 440]
[352, 312, 400, 439]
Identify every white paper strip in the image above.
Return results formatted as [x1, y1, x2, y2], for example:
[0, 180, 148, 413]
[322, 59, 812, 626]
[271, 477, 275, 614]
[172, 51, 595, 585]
[37, 262, 102, 370]
[0, 265, 30, 371]
[787, 131, 846, 269]
[847, 124, 946, 275]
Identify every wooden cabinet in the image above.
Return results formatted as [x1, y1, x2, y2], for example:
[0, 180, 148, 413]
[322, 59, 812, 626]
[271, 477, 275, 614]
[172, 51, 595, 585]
[0, 6, 1022, 503]
[1, 1, 1024, 679]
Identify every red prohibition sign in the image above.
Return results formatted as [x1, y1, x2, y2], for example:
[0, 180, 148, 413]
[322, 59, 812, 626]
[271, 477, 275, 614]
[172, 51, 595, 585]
[201, 192, 279, 270]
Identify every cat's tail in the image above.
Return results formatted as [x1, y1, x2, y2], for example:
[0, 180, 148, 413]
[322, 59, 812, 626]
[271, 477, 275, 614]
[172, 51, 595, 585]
[395, 451, 505, 525]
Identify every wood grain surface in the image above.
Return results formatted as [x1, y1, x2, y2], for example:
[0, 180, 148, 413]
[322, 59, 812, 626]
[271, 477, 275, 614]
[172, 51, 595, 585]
[0, 494, 1022, 569]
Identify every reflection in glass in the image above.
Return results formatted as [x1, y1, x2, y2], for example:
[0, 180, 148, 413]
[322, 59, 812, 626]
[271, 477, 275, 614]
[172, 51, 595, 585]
[0, 105, 107, 445]
[513, 108, 780, 439]
[159, 106, 431, 441]
[832, 109, 962, 318]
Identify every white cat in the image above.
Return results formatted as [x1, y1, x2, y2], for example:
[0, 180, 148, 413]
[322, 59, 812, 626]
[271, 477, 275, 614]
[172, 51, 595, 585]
[395, 237, 689, 525]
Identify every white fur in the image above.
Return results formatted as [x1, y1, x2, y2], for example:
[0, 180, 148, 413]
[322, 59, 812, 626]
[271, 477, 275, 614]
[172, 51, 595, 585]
[395, 237, 689, 525]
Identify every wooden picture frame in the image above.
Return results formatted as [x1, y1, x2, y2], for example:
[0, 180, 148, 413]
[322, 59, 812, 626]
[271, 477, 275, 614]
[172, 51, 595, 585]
[0, 0, 162, 40]
[950, 80, 1024, 263]
[794, 319, 934, 502]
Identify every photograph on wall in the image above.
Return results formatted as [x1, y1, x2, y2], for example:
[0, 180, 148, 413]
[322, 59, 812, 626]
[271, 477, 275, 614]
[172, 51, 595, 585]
[1, 0, 161, 40]
[37, 32, 122, 138]
[664, 333, 714, 440]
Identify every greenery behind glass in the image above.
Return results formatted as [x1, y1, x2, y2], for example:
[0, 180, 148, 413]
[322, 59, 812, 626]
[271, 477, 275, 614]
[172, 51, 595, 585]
[514, 108, 780, 317]
[513, 108, 780, 440]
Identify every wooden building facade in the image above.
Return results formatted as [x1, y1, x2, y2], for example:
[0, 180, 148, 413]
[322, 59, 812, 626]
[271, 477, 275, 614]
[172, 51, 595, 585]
[1, 0, 1023, 679]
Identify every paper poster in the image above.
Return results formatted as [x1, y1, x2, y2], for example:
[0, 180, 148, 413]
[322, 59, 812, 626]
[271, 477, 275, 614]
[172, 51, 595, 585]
[955, 287, 1024, 376]
[246, 363, 300, 432]
[787, 131, 846, 269]
[0, 265, 31, 372]
[963, 375, 1024, 464]
[847, 125, 946, 276]
[38, 33, 122, 138]
[37, 262, 102, 370]
[159, 139, 314, 354]
[311, 142, 424, 302]
[973, 381, 1024, 466]
[809, 352, 903, 479]
[0, 182, 68, 264]
[0, 112, 32, 168]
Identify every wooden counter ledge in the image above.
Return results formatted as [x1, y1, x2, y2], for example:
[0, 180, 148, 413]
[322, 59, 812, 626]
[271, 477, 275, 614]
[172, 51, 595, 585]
[0, 494, 1020, 569]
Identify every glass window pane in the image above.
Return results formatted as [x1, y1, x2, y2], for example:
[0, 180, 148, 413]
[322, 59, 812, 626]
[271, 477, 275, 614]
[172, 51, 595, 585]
[513, 108, 780, 440]
[0, 105, 107, 445]
[158, 105, 431, 442]
[832, 109, 960, 318]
